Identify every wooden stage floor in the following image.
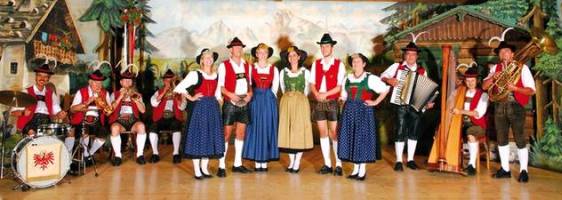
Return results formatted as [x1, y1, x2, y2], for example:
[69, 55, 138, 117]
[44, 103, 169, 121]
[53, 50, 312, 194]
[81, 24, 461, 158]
[1, 145, 561, 199]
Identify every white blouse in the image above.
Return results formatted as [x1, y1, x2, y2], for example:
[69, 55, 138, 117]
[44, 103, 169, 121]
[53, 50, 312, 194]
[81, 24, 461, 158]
[341, 72, 390, 101]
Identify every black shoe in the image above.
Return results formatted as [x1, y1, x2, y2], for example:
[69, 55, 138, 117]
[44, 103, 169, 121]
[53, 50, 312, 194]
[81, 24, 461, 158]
[334, 166, 343, 176]
[202, 172, 213, 178]
[112, 157, 122, 166]
[493, 168, 512, 179]
[319, 165, 333, 174]
[465, 165, 476, 176]
[150, 154, 160, 163]
[347, 174, 358, 179]
[285, 168, 292, 173]
[194, 175, 203, 180]
[291, 169, 300, 174]
[232, 166, 252, 173]
[172, 154, 181, 164]
[84, 156, 94, 167]
[255, 168, 263, 172]
[136, 156, 146, 165]
[217, 168, 227, 178]
[406, 161, 418, 170]
[356, 175, 366, 181]
[518, 170, 529, 183]
[263, 168, 268, 172]
[393, 162, 403, 172]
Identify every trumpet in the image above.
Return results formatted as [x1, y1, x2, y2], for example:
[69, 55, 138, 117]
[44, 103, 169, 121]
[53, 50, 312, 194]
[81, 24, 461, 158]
[94, 93, 113, 115]
[124, 88, 142, 101]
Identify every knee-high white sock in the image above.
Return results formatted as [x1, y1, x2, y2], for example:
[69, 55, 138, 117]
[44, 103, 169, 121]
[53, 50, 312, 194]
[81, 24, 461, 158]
[172, 131, 181, 155]
[234, 139, 244, 167]
[288, 153, 295, 169]
[89, 138, 104, 155]
[64, 137, 75, 152]
[149, 132, 159, 155]
[358, 163, 367, 177]
[518, 147, 528, 172]
[498, 145, 510, 172]
[395, 141, 405, 163]
[81, 136, 90, 157]
[219, 142, 228, 169]
[136, 133, 147, 157]
[294, 152, 303, 170]
[320, 137, 332, 167]
[332, 141, 342, 167]
[262, 162, 268, 168]
[468, 142, 478, 167]
[201, 158, 210, 174]
[255, 162, 261, 169]
[192, 159, 202, 177]
[407, 139, 418, 161]
[111, 135, 122, 158]
[352, 164, 359, 175]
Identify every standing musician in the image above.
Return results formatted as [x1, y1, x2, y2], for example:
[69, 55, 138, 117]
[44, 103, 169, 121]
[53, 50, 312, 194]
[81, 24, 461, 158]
[482, 40, 535, 183]
[70, 69, 111, 166]
[149, 69, 186, 164]
[108, 70, 147, 166]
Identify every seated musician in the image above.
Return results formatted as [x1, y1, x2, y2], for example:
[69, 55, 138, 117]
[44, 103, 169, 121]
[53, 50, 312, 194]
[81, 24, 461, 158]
[70, 69, 111, 166]
[12, 64, 71, 150]
[451, 68, 489, 176]
[109, 70, 147, 166]
[148, 69, 186, 164]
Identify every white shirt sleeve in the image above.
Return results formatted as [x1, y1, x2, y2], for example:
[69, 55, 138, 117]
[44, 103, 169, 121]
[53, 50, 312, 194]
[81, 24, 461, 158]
[474, 92, 489, 119]
[173, 71, 198, 95]
[178, 98, 187, 110]
[340, 75, 348, 101]
[381, 63, 399, 79]
[271, 67, 279, 97]
[368, 75, 390, 94]
[105, 92, 111, 104]
[150, 91, 160, 107]
[109, 93, 115, 102]
[520, 65, 536, 92]
[304, 69, 311, 96]
[279, 69, 286, 94]
[51, 92, 62, 114]
[71, 91, 82, 106]
[309, 62, 317, 84]
[336, 61, 346, 86]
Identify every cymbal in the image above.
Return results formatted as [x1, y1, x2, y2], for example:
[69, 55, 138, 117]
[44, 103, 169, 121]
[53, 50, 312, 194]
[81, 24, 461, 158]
[0, 90, 37, 107]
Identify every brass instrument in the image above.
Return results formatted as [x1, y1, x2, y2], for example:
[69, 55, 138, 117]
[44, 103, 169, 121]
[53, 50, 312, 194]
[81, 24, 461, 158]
[488, 27, 558, 101]
[94, 93, 113, 115]
[164, 80, 176, 99]
[124, 88, 142, 101]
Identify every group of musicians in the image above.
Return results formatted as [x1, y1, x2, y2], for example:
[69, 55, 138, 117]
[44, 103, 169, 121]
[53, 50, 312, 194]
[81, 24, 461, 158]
[11, 33, 534, 182]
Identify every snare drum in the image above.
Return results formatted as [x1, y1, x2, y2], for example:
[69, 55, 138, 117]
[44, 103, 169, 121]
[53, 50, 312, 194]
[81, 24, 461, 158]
[37, 123, 71, 137]
[11, 135, 71, 188]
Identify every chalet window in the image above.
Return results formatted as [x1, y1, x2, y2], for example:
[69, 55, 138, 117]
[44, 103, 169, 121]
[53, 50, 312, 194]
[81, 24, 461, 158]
[10, 62, 18, 74]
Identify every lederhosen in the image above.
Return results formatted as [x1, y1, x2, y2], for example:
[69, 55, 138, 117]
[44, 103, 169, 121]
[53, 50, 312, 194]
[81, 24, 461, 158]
[109, 91, 141, 131]
[312, 59, 341, 122]
[492, 64, 529, 149]
[393, 63, 426, 142]
[150, 89, 184, 134]
[462, 89, 487, 137]
[71, 87, 108, 138]
[222, 60, 250, 125]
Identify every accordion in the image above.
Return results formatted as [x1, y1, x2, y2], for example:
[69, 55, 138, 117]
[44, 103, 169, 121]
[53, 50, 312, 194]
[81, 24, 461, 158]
[390, 69, 439, 112]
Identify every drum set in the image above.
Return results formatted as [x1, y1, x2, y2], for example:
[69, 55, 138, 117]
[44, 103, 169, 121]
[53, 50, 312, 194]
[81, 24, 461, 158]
[0, 90, 92, 191]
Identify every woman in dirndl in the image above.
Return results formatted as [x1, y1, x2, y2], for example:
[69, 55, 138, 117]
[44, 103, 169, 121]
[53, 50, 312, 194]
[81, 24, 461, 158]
[243, 43, 280, 171]
[174, 49, 224, 179]
[338, 53, 389, 181]
[277, 46, 313, 173]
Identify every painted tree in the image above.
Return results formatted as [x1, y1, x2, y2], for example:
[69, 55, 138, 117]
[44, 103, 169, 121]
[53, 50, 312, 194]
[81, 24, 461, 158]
[468, 0, 530, 26]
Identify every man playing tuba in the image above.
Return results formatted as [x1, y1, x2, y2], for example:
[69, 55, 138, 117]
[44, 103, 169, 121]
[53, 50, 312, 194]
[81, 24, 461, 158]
[482, 40, 536, 183]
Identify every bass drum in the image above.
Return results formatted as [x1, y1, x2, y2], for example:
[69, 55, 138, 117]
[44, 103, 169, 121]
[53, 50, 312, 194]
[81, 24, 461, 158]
[11, 136, 70, 188]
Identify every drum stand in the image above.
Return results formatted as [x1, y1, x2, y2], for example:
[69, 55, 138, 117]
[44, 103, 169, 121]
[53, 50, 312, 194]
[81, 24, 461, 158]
[1, 110, 10, 180]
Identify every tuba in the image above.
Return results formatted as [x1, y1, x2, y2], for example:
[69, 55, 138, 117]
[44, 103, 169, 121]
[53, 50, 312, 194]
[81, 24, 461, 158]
[487, 27, 558, 101]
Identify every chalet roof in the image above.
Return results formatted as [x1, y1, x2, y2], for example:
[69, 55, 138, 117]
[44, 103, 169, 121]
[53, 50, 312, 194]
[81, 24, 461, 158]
[0, 0, 84, 53]
[385, 6, 530, 45]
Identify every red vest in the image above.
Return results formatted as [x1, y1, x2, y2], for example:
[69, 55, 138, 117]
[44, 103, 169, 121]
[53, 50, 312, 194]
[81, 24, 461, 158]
[152, 89, 184, 122]
[468, 89, 487, 129]
[109, 90, 140, 124]
[252, 65, 275, 89]
[70, 87, 107, 125]
[16, 86, 55, 130]
[349, 87, 374, 101]
[223, 60, 250, 101]
[314, 59, 341, 100]
[195, 76, 219, 97]
[393, 63, 426, 78]
[495, 64, 530, 106]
